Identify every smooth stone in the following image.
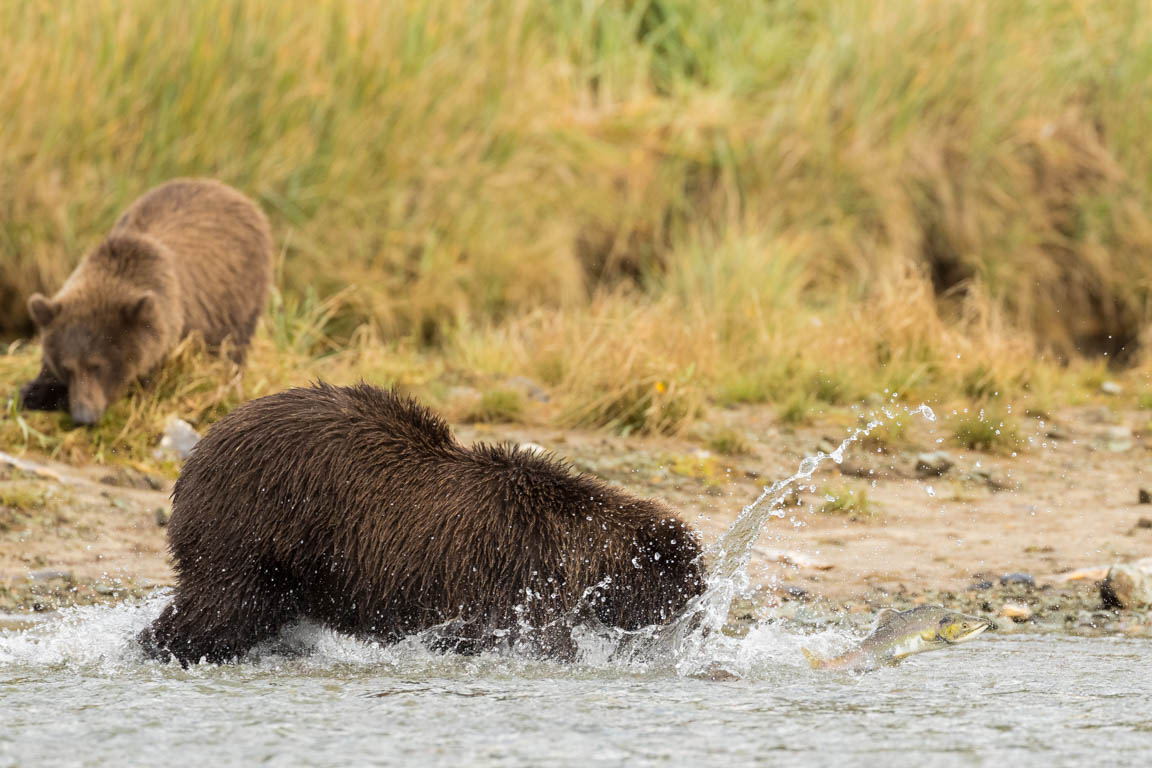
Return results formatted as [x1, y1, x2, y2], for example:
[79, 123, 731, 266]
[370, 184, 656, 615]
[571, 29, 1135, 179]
[1000, 603, 1033, 622]
[1100, 564, 1152, 609]
[1098, 381, 1122, 396]
[1100, 426, 1133, 453]
[154, 417, 202, 461]
[1139, 488, 1151, 505]
[27, 570, 73, 583]
[915, 451, 954, 477]
[505, 376, 550, 403]
[1000, 572, 1035, 587]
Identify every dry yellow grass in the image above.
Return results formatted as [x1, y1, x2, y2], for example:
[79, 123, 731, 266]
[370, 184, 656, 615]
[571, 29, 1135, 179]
[2, 0, 1151, 467]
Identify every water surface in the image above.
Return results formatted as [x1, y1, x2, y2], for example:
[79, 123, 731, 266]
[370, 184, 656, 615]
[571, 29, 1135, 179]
[2, 600, 1149, 767]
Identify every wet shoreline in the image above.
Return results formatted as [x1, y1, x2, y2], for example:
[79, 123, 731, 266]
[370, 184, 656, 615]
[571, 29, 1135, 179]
[4, 575, 1148, 639]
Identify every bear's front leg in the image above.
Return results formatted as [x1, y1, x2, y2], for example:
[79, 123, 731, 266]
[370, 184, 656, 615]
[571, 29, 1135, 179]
[18, 365, 69, 412]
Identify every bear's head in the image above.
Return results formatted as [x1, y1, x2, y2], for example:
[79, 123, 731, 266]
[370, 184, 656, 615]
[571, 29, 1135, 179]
[26, 289, 162, 425]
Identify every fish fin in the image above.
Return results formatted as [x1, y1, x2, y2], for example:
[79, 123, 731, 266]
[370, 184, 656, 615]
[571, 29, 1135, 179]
[801, 648, 827, 670]
[872, 608, 898, 630]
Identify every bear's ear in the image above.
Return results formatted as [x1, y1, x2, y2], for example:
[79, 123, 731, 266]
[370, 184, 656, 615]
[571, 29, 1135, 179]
[122, 293, 156, 327]
[27, 293, 58, 328]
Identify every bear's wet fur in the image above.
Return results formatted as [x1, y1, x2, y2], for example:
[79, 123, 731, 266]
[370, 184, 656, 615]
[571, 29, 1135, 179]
[139, 383, 706, 665]
[20, 178, 273, 424]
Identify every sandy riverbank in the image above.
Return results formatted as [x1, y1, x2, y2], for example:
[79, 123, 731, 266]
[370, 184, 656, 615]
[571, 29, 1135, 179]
[2, 402, 1150, 633]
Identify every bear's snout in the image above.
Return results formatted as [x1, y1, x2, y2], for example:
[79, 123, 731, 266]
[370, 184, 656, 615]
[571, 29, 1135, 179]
[70, 401, 103, 425]
[69, 384, 108, 425]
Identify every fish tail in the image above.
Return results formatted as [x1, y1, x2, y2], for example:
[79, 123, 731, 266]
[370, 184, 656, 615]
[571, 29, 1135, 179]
[801, 647, 827, 670]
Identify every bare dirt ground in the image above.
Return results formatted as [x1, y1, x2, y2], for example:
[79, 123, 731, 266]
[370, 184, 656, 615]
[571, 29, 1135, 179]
[2, 402, 1150, 631]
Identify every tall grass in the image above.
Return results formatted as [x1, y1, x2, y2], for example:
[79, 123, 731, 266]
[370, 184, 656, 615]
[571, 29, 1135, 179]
[2, 0, 1151, 453]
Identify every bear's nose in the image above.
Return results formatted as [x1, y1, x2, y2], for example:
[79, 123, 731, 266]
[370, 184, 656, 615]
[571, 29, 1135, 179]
[70, 403, 102, 425]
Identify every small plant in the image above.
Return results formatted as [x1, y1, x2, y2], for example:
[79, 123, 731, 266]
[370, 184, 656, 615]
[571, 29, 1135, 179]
[717, 373, 773, 406]
[0, 483, 50, 511]
[861, 415, 909, 452]
[464, 389, 524, 424]
[819, 485, 877, 518]
[1137, 392, 1152, 410]
[705, 426, 751, 456]
[778, 394, 816, 426]
[668, 453, 727, 487]
[950, 406, 1022, 452]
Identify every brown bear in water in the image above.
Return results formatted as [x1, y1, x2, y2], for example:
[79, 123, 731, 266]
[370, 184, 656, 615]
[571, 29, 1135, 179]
[139, 383, 705, 665]
[20, 178, 273, 424]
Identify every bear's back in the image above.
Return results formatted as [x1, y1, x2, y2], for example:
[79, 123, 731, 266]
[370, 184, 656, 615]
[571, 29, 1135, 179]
[114, 178, 272, 350]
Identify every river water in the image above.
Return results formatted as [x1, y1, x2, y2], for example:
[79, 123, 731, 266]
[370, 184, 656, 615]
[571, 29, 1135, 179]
[3, 406, 1150, 766]
[1, 599, 1150, 767]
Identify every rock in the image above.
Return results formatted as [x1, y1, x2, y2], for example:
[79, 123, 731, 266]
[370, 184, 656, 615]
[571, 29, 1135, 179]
[969, 469, 1014, 492]
[915, 451, 954, 478]
[100, 467, 165, 491]
[154, 507, 170, 527]
[154, 417, 201, 461]
[1136, 518, 1152, 530]
[1098, 381, 1122, 396]
[1100, 564, 1152, 609]
[1057, 566, 1110, 583]
[969, 580, 994, 591]
[783, 585, 810, 601]
[1100, 426, 1133, 453]
[28, 570, 72, 583]
[1000, 603, 1033, 622]
[505, 376, 550, 403]
[1000, 572, 1035, 587]
[754, 547, 834, 571]
[837, 461, 875, 479]
[815, 438, 837, 455]
[1045, 425, 1071, 441]
[1139, 488, 1151, 505]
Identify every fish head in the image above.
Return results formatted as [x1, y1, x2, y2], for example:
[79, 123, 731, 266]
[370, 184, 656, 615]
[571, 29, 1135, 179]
[936, 611, 996, 644]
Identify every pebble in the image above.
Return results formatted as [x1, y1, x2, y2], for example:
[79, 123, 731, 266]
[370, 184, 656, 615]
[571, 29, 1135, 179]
[1100, 426, 1133, 453]
[1139, 488, 1151, 505]
[27, 570, 72, 583]
[505, 376, 550, 403]
[154, 417, 201, 461]
[1136, 518, 1152, 530]
[1098, 381, 1122, 396]
[1000, 603, 1033, 622]
[1100, 564, 1152, 609]
[970, 469, 1014, 491]
[1000, 572, 1035, 587]
[154, 507, 170, 527]
[915, 451, 954, 478]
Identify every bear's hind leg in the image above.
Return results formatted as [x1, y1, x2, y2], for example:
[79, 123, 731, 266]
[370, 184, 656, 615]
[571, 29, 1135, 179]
[139, 577, 300, 666]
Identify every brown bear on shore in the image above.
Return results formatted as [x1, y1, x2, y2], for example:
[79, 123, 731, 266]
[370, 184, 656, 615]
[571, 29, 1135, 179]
[20, 178, 273, 424]
[139, 383, 705, 665]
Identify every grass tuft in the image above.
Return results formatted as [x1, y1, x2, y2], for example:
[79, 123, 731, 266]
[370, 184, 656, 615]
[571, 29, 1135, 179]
[819, 485, 878, 519]
[463, 389, 525, 424]
[950, 406, 1023, 453]
[703, 426, 751, 457]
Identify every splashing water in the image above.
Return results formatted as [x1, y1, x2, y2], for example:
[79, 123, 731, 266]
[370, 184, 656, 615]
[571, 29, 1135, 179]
[0, 405, 935, 679]
[635, 403, 937, 675]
